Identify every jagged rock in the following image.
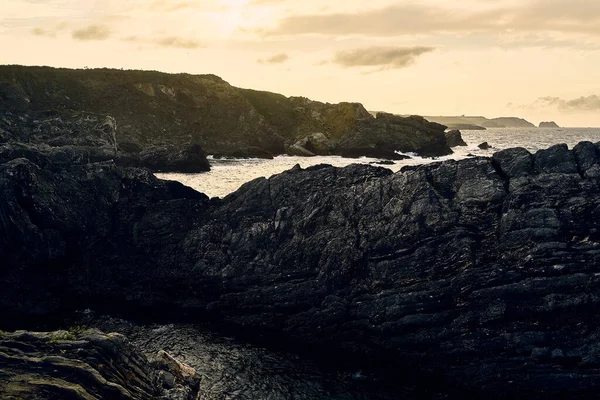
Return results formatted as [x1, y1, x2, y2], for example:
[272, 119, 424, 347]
[573, 141, 600, 178]
[478, 141, 490, 149]
[492, 147, 534, 178]
[239, 90, 372, 143]
[4, 143, 600, 397]
[0, 109, 210, 172]
[534, 143, 578, 174]
[0, 65, 285, 158]
[287, 132, 333, 156]
[336, 113, 453, 159]
[444, 129, 467, 147]
[0, 329, 200, 399]
[286, 143, 316, 157]
[135, 144, 211, 172]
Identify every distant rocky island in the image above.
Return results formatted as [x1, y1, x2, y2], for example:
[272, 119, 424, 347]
[424, 115, 536, 129]
[539, 121, 560, 128]
[0, 65, 452, 166]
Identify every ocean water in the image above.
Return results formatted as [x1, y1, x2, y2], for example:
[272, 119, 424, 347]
[156, 128, 600, 198]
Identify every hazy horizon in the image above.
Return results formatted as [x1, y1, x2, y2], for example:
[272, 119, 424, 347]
[2, 0, 600, 127]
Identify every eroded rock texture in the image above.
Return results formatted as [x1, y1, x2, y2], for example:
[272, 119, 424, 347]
[0, 329, 201, 399]
[2, 143, 600, 397]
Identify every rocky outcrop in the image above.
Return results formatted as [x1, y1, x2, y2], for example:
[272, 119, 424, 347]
[239, 89, 372, 143]
[444, 129, 467, 147]
[336, 113, 453, 158]
[0, 65, 284, 159]
[1, 65, 451, 160]
[0, 329, 201, 399]
[0, 107, 211, 172]
[539, 121, 560, 128]
[286, 132, 334, 156]
[4, 142, 600, 396]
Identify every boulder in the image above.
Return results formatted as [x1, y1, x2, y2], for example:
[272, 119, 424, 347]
[136, 143, 211, 172]
[445, 129, 467, 147]
[288, 132, 333, 156]
[336, 113, 453, 159]
[478, 141, 491, 149]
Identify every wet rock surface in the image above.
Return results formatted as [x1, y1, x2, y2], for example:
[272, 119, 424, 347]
[3, 142, 600, 397]
[0, 328, 200, 399]
[73, 314, 410, 400]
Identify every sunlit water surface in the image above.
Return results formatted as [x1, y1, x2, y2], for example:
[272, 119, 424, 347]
[157, 128, 600, 198]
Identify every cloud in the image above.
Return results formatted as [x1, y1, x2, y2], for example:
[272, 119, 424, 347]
[266, 1, 600, 38]
[148, 1, 198, 12]
[155, 36, 202, 49]
[251, 0, 285, 4]
[30, 22, 69, 38]
[257, 53, 289, 64]
[31, 27, 55, 37]
[332, 46, 435, 70]
[72, 25, 111, 40]
[530, 95, 600, 111]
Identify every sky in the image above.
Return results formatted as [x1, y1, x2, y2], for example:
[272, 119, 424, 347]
[1, 0, 600, 127]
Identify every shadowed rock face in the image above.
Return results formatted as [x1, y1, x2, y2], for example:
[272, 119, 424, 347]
[445, 129, 467, 147]
[0, 329, 201, 399]
[0, 107, 211, 173]
[336, 113, 453, 158]
[3, 142, 600, 396]
[0, 66, 285, 158]
[0, 66, 454, 160]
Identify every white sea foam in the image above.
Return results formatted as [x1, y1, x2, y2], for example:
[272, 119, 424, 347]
[156, 128, 600, 199]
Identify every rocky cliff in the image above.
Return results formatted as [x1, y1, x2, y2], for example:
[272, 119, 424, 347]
[3, 142, 600, 397]
[0, 65, 452, 159]
[0, 65, 283, 158]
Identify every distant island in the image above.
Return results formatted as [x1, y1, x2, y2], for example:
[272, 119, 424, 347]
[424, 115, 536, 129]
[539, 121, 560, 128]
[367, 113, 538, 130]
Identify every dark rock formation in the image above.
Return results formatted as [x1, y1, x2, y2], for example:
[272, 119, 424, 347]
[239, 89, 372, 143]
[0, 65, 453, 160]
[0, 106, 211, 172]
[0, 65, 284, 158]
[286, 132, 334, 156]
[445, 129, 467, 147]
[539, 121, 560, 128]
[134, 144, 211, 172]
[0, 329, 201, 399]
[336, 113, 453, 159]
[478, 141, 491, 149]
[4, 142, 600, 397]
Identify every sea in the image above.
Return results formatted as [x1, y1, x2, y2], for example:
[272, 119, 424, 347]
[157, 128, 600, 198]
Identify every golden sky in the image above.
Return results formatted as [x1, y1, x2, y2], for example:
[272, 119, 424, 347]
[2, 0, 600, 126]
